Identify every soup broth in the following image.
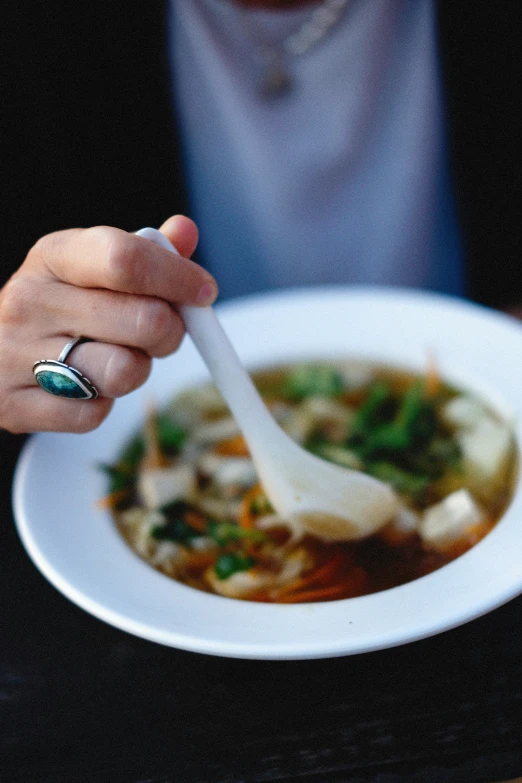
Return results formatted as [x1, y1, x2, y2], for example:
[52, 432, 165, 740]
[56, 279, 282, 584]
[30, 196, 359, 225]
[103, 360, 518, 603]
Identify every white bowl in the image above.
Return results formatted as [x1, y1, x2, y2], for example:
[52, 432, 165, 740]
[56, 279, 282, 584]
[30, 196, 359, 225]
[13, 287, 522, 659]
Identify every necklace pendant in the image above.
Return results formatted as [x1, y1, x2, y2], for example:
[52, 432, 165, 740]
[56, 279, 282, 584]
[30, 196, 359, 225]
[260, 63, 293, 99]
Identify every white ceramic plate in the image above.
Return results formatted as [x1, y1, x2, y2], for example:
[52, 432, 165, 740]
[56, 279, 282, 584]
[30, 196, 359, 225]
[13, 287, 522, 659]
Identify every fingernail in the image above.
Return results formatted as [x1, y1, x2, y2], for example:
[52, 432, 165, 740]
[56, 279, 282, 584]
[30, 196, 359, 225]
[196, 282, 218, 306]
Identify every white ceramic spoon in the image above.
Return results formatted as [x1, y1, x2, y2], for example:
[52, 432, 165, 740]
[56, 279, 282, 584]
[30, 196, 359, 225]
[136, 227, 399, 540]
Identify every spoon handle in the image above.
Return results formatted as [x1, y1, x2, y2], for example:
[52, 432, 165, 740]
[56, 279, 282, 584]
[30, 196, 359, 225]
[180, 305, 281, 443]
[135, 228, 282, 450]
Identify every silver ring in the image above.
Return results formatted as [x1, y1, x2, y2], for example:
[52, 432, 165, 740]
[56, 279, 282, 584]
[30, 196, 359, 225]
[33, 337, 99, 400]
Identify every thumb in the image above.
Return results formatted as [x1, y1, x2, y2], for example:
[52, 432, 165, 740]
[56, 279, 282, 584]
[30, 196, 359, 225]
[159, 214, 199, 259]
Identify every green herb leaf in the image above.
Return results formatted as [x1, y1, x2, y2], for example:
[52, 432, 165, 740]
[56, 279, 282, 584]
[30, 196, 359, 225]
[362, 423, 411, 454]
[250, 494, 273, 515]
[351, 381, 392, 438]
[151, 518, 203, 545]
[350, 379, 439, 460]
[207, 521, 267, 547]
[307, 442, 363, 470]
[366, 461, 430, 499]
[152, 501, 205, 545]
[118, 435, 146, 471]
[284, 364, 345, 400]
[403, 437, 462, 478]
[97, 463, 134, 494]
[214, 553, 257, 580]
[156, 414, 187, 455]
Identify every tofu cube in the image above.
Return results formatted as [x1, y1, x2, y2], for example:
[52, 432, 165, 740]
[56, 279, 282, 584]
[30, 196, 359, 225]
[192, 416, 241, 444]
[138, 463, 196, 509]
[458, 416, 512, 480]
[419, 489, 482, 551]
[198, 453, 257, 487]
[441, 396, 486, 430]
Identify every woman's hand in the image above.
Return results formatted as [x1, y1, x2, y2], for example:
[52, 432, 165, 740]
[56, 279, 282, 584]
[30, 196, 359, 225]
[0, 215, 218, 434]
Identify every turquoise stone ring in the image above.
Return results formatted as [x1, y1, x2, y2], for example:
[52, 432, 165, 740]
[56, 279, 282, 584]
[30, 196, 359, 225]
[33, 337, 98, 400]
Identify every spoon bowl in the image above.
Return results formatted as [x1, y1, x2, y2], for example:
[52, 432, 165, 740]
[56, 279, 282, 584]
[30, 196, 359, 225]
[136, 227, 399, 539]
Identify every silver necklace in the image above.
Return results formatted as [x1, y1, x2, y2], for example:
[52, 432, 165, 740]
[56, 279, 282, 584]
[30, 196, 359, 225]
[240, 0, 351, 98]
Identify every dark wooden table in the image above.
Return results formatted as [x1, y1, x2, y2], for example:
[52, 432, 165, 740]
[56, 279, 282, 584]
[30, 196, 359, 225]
[2, 430, 522, 783]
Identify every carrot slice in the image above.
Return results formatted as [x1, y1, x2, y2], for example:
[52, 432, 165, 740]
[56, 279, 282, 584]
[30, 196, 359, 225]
[182, 552, 216, 571]
[443, 521, 494, 558]
[238, 483, 264, 530]
[273, 554, 345, 599]
[142, 403, 170, 469]
[425, 349, 440, 397]
[184, 510, 208, 533]
[278, 584, 348, 603]
[97, 489, 128, 510]
[465, 521, 494, 544]
[214, 434, 250, 457]
[276, 563, 367, 603]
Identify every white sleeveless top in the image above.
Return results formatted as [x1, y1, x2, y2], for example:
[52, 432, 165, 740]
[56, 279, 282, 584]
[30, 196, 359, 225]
[169, 0, 463, 301]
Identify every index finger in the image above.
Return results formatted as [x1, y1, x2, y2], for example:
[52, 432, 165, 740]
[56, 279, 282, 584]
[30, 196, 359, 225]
[32, 226, 218, 306]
